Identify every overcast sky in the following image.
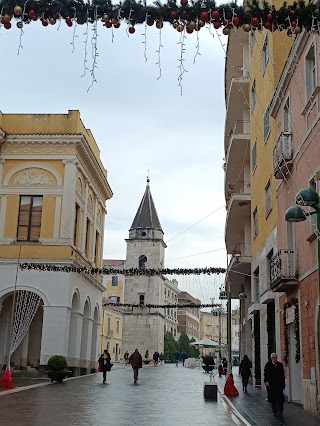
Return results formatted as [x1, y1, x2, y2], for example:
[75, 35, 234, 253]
[0, 17, 227, 304]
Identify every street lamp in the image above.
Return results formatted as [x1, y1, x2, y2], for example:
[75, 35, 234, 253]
[285, 188, 320, 369]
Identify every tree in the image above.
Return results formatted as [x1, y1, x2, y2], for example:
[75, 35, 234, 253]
[164, 332, 177, 361]
[189, 338, 200, 358]
[178, 332, 190, 355]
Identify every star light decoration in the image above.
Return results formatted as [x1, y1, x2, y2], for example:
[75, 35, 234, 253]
[1, 0, 319, 36]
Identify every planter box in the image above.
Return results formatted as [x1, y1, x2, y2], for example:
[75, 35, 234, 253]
[46, 370, 72, 383]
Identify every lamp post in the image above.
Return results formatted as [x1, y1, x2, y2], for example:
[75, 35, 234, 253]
[285, 188, 320, 372]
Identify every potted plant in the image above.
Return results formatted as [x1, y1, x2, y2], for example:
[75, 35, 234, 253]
[202, 355, 215, 373]
[143, 350, 150, 365]
[46, 355, 72, 383]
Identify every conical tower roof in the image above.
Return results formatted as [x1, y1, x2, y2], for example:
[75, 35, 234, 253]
[130, 179, 163, 232]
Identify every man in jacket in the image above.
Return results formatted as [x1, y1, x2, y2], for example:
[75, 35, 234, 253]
[264, 353, 285, 416]
[128, 349, 143, 383]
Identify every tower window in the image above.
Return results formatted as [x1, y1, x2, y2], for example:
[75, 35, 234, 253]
[141, 231, 146, 236]
[139, 255, 147, 270]
[139, 294, 145, 306]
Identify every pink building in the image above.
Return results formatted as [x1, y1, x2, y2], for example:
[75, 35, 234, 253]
[270, 32, 320, 413]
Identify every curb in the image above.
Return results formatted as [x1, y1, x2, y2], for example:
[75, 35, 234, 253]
[218, 387, 252, 426]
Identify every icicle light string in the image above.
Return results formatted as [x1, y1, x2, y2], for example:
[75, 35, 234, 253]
[81, 11, 89, 77]
[104, 302, 221, 308]
[71, 6, 78, 53]
[156, 24, 162, 80]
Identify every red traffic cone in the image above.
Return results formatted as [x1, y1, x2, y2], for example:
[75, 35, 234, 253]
[0, 368, 14, 389]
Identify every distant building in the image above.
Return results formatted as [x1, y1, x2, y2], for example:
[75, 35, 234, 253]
[164, 278, 179, 337]
[177, 291, 201, 340]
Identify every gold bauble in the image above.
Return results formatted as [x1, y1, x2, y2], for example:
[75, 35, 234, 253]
[222, 27, 230, 35]
[111, 18, 118, 25]
[3, 14, 12, 22]
[50, 18, 56, 25]
[243, 24, 251, 32]
[173, 22, 179, 29]
[189, 21, 196, 30]
[13, 5, 23, 16]
[199, 20, 205, 27]
[156, 20, 163, 29]
[102, 14, 109, 22]
[177, 24, 184, 32]
[294, 26, 302, 34]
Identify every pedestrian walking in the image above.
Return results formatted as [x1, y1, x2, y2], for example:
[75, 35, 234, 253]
[124, 351, 129, 365]
[159, 352, 165, 365]
[128, 348, 143, 383]
[264, 353, 285, 417]
[181, 352, 187, 366]
[222, 357, 228, 375]
[224, 373, 239, 397]
[98, 350, 112, 384]
[239, 354, 252, 393]
[153, 351, 159, 365]
[175, 351, 180, 366]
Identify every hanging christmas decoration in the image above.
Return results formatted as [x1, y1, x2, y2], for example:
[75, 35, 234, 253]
[20, 263, 226, 276]
[0, 0, 319, 35]
[105, 302, 222, 308]
[283, 298, 300, 365]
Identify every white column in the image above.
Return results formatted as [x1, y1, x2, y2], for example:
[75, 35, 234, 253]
[53, 195, 62, 239]
[0, 195, 8, 238]
[67, 312, 83, 366]
[80, 182, 89, 253]
[20, 330, 29, 367]
[60, 160, 77, 240]
[40, 306, 70, 365]
[80, 318, 93, 367]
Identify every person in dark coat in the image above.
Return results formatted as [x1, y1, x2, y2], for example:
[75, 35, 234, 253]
[153, 351, 159, 365]
[264, 353, 285, 417]
[222, 357, 228, 375]
[128, 349, 143, 383]
[239, 355, 252, 392]
[175, 351, 180, 366]
[98, 350, 112, 384]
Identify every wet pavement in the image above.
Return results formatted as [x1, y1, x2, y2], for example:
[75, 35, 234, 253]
[0, 364, 238, 426]
[216, 374, 320, 426]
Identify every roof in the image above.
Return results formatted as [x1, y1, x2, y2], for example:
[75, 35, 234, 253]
[130, 180, 163, 232]
[103, 259, 125, 266]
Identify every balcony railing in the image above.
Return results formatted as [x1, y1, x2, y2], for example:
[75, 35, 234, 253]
[226, 120, 250, 154]
[226, 181, 251, 207]
[273, 132, 293, 179]
[270, 249, 298, 291]
[231, 243, 252, 259]
[232, 66, 249, 79]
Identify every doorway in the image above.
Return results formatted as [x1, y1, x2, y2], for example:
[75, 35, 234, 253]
[288, 323, 301, 402]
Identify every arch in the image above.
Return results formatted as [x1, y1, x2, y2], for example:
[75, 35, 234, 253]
[68, 290, 81, 362]
[93, 305, 100, 323]
[3, 162, 62, 186]
[83, 297, 91, 318]
[0, 285, 49, 306]
[80, 298, 91, 364]
[70, 290, 80, 312]
[76, 174, 84, 198]
[139, 294, 145, 306]
[139, 255, 147, 270]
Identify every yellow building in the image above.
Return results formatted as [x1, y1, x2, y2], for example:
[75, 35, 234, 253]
[0, 110, 112, 375]
[100, 259, 125, 361]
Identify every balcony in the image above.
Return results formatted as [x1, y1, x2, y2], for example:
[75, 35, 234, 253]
[273, 132, 293, 179]
[270, 249, 298, 292]
[226, 243, 251, 297]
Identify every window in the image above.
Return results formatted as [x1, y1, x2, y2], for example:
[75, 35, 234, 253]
[262, 35, 269, 74]
[112, 276, 118, 287]
[250, 30, 255, 53]
[74, 204, 80, 246]
[251, 80, 256, 110]
[107, 317, 111, 333]
[253, 207, 258, 238]
[283, 97, 291, 132]
[110, 295, 120, 303]
[17, 196, 43, 242]
[85, 218, 91, 258]
[138, 255, 147, 270]
[252, 141, 257, 173]
[116, 320, 120, 334]
[306, 43, 316, 100]
[264, 105, 270, 143]
[266, 249, 274, 287]
[139, 294, 145, 306]
[265, 179, 272, 217]
[254, 268, 259, 303]
[94, 231, 100, 264]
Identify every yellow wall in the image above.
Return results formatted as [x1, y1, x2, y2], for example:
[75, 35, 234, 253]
[100, 308, 123, 359]
[250, 20, 291, 256]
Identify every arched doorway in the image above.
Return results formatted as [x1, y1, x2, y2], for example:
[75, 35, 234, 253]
[90, 306, 100, 371]
[0, 292, 43, 370]
[68, 291, 80, 369]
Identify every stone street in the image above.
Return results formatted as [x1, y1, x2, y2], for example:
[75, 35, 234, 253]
[0, 364, 239, 426]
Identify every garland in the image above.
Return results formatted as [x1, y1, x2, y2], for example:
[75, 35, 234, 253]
[283, 298, 300, 365]
[0, 0, 319, 35]
[104, 302, 221, 308]
[20, 263, 226, 275]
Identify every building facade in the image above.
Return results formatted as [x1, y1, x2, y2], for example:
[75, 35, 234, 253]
[0, 110, 112, 375]
[177, 291, 200, 340]
[164, 278, 179, 337]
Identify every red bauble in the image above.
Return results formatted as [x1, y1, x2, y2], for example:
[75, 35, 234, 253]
[0, 18, 4, 24]
[186, 27, 193, 34]
[252, 17, 259, 26]
[264, 21, 272, 30]
[267, 13, 272, 21]
[232, 16, 239, 26]
[170, 11, 177, 19]
[200, 11, 208, 22]
[113, 23, 120, 28]
[181, 0, 188, 6]
[128, 26, 135, 34]
[213, 21, 221, 29]
[52, 13, 59, 20]
[4, 21, 11, 29]
[182, 11, 187, 18]
[66, 21, 73, 27]
[212, 10, 219, 20]
[28, 9, 36, 18]
[291, 21, 297, 28]
[32, 15, 38, 21]
[66, 18, 72, 24]
[290, 10, 295, 16]
[105, 21, 112, 28]
[147, 19, 154, 26]
[42, 20, 49, 27]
